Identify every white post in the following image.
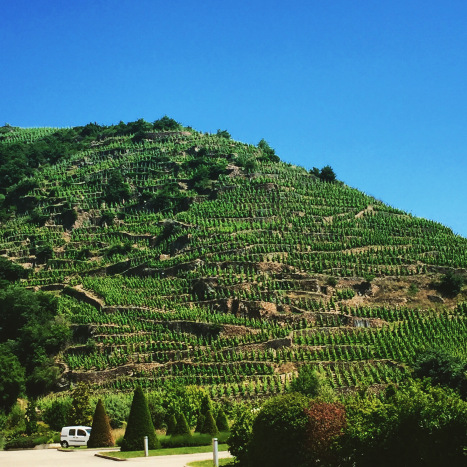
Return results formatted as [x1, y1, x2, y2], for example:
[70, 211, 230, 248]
[213, 437, 219, 467]
[144, 436, 148, 457]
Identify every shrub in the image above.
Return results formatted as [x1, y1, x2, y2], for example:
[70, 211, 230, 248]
[216, 408, 229, 431]
[69, 382, 92, 426]
[290, 366, 334, 400]
[439, 271, 464, 297]
[0, 344, 25, 413]
[87, 399, 114, 448]
[165, 413, 177, 436]
[42, 398, 71, 431]
[121, 386, 159, 451]
[304, 401, 346, 465]
[195, 413, 205, 433]
[412, 349, 466, 398]
[25, 399, 38, 435]
[200, 410, 219, 436]
[173, 413, 191, 436]
[227, 405, 254, 465]
[104, 394, 130, 429]
[160, 432, 229, 448]
[248, 393, 310, 467]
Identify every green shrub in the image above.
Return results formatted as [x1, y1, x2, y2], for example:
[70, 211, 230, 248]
[42, 398, 71, 431]
[290, 366, 333, 400]
[195, 413, 205, 433]
[200, 410, 218, 436]
[160, 432, 229, 448]
[248, 393, 310, 467]
[121, 386, 159, 451]
[104, 394, 130, 429]
[227, 405, 254, 466]
[216, 408, 229, 432]
[165, 413, 177, 436]
[173, 413, 191, 436]
[69, 382, 92, 426]
[439, 271, 464, 297]
[87, 399, 114, 448]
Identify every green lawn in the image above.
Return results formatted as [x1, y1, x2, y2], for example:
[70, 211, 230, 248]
[187, 459, 234, 467]
[103, 443, 229, 459]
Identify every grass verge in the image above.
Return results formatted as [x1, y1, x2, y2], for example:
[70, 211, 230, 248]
[187, 459, 234, 467]
[104, 443, 229, 459]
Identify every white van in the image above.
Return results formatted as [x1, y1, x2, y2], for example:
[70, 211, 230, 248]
[60, 426, 92, 448]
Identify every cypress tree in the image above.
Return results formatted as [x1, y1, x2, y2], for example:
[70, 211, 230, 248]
[173, 413, 191, 436]
[121, 386, 159, 451]
[195, 413, 205, 433]
[216, 407, 229, 431]
[201, 410, 219, 436]
[166, 413, 177, 436]
[87, 399, 114, 448]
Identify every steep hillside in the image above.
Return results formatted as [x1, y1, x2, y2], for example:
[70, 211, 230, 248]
[0, 119, 466, 397]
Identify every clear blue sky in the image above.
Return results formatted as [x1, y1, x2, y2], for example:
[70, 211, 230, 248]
[1, 0, 466, 237]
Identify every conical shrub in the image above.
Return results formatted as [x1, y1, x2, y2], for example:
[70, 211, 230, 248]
[201, 410, 219, 436]
[166, 413, 177, 436]
[173, 413, 191, 436]
[195, 413, 205, 433]
[216, 408, 229, 432]
[121, 386, 159, 451]
[87, 399, 114, 448]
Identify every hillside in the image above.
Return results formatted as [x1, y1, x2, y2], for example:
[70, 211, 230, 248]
[0, 118, 466, 398]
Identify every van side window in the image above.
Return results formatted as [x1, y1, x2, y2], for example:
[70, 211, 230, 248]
[69, 429, 76, 436]
[77, 429, 87, 436]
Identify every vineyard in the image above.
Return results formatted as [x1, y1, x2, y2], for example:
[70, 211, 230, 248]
[0, 120, 466, 399]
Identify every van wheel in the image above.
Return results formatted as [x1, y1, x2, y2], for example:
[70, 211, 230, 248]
[61, 441, 69, 448]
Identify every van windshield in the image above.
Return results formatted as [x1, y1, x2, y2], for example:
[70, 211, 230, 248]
[86, 429, 91, 434]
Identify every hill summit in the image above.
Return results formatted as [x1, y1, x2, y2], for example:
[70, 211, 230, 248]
[0, 117, 465, 395]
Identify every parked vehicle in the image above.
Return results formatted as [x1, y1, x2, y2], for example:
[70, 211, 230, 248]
[60, 426, 92, 448]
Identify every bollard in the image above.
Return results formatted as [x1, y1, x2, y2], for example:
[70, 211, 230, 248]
[144, 435, 149, 457]
[213, 437, 219, 467]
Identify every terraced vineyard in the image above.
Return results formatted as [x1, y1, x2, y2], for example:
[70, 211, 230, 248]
[0, 120, 466, 399]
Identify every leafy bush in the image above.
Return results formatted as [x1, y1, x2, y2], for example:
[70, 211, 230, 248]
[87, 399, 114, 448]
[304, 401, 346, 465]
[42, 398, 71, 431]
[341, 380, 467, 466]
[248, 393, 310, 467]
[200, 410, 218, 436]
[104, 394, 130, 429]
[439, 271, 464, 297]
[227, 405, 254, 465]
[165, 413, 177, 436]
[160, 432, 229, 448]
[0, 345, 25, 412]
[290, 366, 333, 400]
[413, 349, 466, 398]
[173, 413, 191, 436]
[69, 382, 92, 426]
[216, 408, 229, 432]
[121, 386, 159, 451]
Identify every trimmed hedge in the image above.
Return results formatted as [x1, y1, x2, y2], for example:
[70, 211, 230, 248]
[121, 386, 159, 451]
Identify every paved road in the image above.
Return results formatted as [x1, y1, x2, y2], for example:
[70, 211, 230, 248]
[0, 447, 233, 467]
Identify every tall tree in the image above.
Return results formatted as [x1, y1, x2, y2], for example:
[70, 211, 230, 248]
[121, 386, 159, 451]
[87, 399, 114, 448]
[69, 382, 92, 426]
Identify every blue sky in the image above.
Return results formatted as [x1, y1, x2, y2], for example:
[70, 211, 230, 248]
[2, 0, 466, 237]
